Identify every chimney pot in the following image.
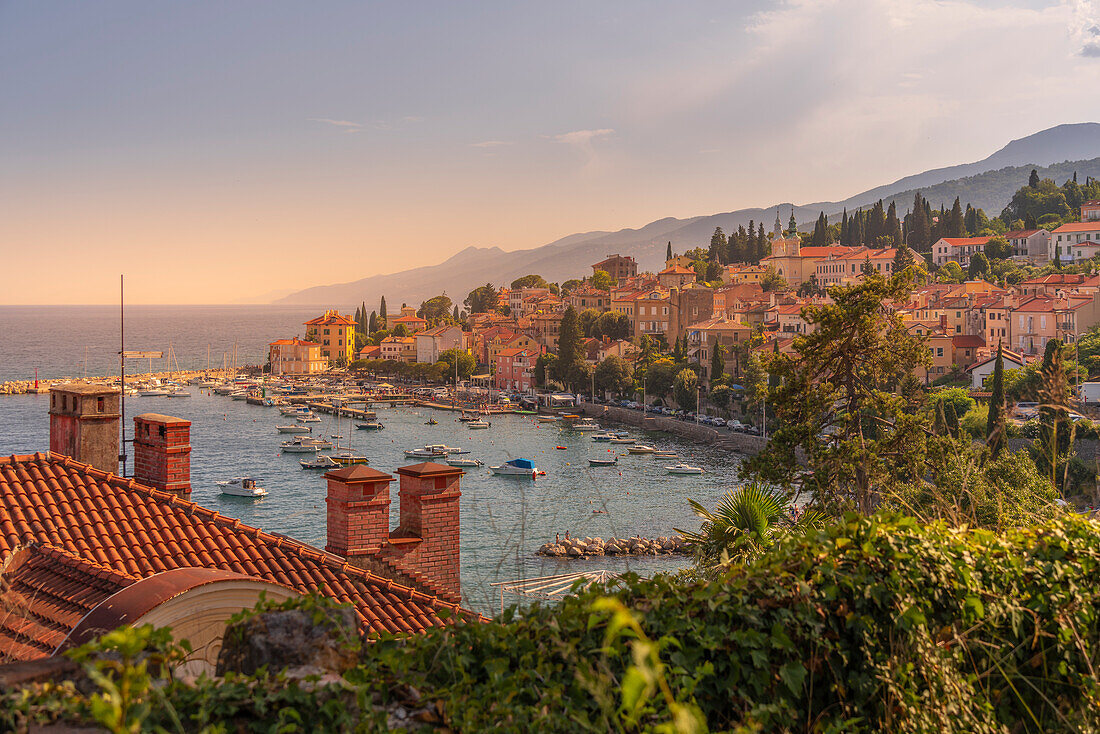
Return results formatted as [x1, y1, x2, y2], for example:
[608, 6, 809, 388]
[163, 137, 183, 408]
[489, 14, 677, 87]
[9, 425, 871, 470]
[49, 383, 120, 472]
[132, 413, 191, 498]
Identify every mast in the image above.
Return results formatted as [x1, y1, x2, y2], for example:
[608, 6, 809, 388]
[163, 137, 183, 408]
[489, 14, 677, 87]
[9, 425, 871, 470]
[119, 275, 126, 477]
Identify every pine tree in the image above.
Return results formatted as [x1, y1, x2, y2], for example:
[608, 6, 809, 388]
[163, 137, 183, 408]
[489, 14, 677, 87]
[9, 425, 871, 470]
[949, 197, 965, 237]
[812, 211, 828, 246]
[986, 342, 1005, 457]
[893, 242, 915, 274]
[380, 296, 388, 324]
[885, 201, 902, 247]
[666, 242, 673, 261]
[1029, 169, 1040, 188]
[709, 227, 728, 263]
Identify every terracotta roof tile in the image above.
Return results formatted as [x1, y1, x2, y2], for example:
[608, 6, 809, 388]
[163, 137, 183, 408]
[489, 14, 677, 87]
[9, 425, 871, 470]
[0, 454, 483, 662]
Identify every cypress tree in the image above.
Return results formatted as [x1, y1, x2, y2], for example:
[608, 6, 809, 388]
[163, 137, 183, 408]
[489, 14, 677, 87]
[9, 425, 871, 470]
[1029, 169, 1040, 188]
[949, 197, 965, 237]
[758, 224, 769, 262]
[666, 241, 673, 261]
[986, 342, 1005, 457]
[1025, 212, 1037, 230]
[368, 311, 378, 334]
[709, 340, 724, 384]
[886, 201, 902, 247]
[554, 306, 583, 384]
[453, 305, 460, 321]
[380, 296, 388, 323]
[840, 209, 849, 245]
[812, 211, 827, 246]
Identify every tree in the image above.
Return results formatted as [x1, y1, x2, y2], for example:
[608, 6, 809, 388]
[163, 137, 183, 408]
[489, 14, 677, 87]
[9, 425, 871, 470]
[392, 323, 410, 337]
[673, 368, 698, 410]
[643, 358, 678, 400]
[893, 244, 915, 275]
[666, 242, 673, 261]
[511, 274, 549, 290]
[1029, 168, 1040, 188]
[437, 348, 476, 383]
[595, 355, 633, 396]
[560, 278, 584, 296]
[594, 311, 631, 341]
[760, 265, 787, 292]
[578, 308, 601, 338]
[983, 236, 1012, 260]
[709, 227, 728, 263]
[418, 295, 452, 323]
[534, 353, 557, 388]
[553, 306, 585, 388]
[811, 212, 828, 246]
[464, 283, 497, 314]
[931, 388, 976, 436]
[968, 252, 990, 280]
[741, 271, 931, 513]
[987, 343, 1006, 457]
[368, 311, 378, 334]
[709, 384, 732, 410]
[380, 296, 387, 324]
[452, 305, 460, 321]
[677, 483, 826, 567]
[590, 270, 614, 291]
[709, 341, 725, 385]
[937, 261, 965, 284]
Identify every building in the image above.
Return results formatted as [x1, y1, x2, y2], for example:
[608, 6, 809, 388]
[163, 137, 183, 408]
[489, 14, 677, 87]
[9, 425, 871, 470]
[815, 247, 923, 288]
[415, 324, 464, 364]
[685, 316, 754, 379]
[494, 348, 534, 392]
[268, 338, 326, 375]
[931, 237, 991, 267]
[380, 335, 417, 363]
[1003, 229, 1051, 262]
[667, 286, 715, 343]
[357, 345, 382, 361]
[565, 285, 611, 311]
[723, 264, 768, 286]
[657, 265, 697, 290]
[767, 303, 814, 335]
[0, 393, 478, 669]
[591, 254, 637, 282]
[968, 348, 1028, 389]
[1051, 223, 1100, 262]
[1082, 200, 1100, 222]
[760, 236, 853, 285]
[304, 310, 357, 363]
[665, 254, 695, 270]
[509, 287, 551, 315]
[387, 306, 428, 334]
[529, 311, 564, 350]
[632, 290, 670, 341]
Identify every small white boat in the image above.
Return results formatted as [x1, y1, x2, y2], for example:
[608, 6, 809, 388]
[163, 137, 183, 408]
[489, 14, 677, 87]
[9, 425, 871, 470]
[446, 457, 483, 468]
[589, 457, 617, 466]
[628, 444, 657, 454]
[666, 463, 704, 475]
[164, 388, 191, 398]
[467, 419, 491, 429]
[213, 385, 236, 395]
[230, 391, 249, 400]
[140, 388, 170, 397]
[300, 455, 341, 470]
[458, 411, 479, 422]
[276, 425, 312, 434]
[296, 413, 322, 423]
[404, 444, 451, 459]
[571, 418, 601, 431]
[280, 441, 319, 454]
[653, 451, 679, 459]
[280, 405, 308, 416]
[591, 433, 614, 442]
[537, 415, 560, 422]
[610, 437, 635, 445]
[356, 421, 385, 431]
[489, 458, 540, 477]
[217, 477, 267, 497]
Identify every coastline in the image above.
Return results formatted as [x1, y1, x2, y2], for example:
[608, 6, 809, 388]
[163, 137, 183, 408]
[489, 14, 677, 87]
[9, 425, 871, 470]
[0, 369, 233, 396]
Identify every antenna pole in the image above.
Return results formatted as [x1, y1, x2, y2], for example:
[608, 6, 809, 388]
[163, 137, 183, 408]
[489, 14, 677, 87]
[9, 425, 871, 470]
[120, 275, 127, 477]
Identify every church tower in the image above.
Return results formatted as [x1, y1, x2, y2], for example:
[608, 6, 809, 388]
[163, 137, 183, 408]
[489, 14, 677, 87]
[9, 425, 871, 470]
[773, 210, 782, 237]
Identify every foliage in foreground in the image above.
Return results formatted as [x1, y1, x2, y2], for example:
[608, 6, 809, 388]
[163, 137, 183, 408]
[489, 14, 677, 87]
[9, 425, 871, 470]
[5, 514, 1100, 733]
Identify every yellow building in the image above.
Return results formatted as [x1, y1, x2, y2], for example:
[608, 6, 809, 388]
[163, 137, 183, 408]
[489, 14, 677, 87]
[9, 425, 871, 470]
[304, 310, 357, 363]
[268, 338, 327, 375]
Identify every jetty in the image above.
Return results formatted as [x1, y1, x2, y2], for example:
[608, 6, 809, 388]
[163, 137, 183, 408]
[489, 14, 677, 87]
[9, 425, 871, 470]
[538, 535, 689, 558]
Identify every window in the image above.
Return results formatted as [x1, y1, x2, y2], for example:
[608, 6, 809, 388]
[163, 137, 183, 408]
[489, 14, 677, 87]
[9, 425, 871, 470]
[97, 397, 104, 412]
[937, 347, 944, 357]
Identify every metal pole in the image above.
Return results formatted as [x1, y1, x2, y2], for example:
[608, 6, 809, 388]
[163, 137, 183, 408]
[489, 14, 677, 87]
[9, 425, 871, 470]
[119, 275, 126, 477]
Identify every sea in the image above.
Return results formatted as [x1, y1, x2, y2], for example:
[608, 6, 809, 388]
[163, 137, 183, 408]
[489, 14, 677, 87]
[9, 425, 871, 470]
[0, 305, 744, 616]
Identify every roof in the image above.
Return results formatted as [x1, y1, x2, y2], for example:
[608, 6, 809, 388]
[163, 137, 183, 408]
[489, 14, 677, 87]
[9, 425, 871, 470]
[1054, 222, 1100, 233]
[269, 338, 320, 347]
[304, 312, 356, 327]
[0, 453, 480, 659]
[47, 382, 117, 396]
[659, 265, 696, 275]
[1003, 229, 1042, 238]
[951, 335, 986, 348]
[938, 237, 992, 246]
[496, 348, 529, 358]
[967, 349, 1027, 372]
[391, 314, 427, 323]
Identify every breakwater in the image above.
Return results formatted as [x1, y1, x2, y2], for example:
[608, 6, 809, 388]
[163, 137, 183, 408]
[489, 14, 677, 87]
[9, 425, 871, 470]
[538, 534, 689, 558]
[0, 370, 232, 395]
[575, 401, 769, 456]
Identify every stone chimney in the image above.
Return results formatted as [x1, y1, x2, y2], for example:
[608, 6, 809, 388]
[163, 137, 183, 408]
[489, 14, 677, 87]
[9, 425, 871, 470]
[132, 413, 192, 498]
[49, 383, 120, 472]
[324, 461, 462, 604]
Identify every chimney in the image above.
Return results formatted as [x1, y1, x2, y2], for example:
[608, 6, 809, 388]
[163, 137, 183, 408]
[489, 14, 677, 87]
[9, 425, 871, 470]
[49, 383, 120, 472]
[393, 462, 462, 603]
[324, 465, 393, 557]
[132, 413, 192, 498]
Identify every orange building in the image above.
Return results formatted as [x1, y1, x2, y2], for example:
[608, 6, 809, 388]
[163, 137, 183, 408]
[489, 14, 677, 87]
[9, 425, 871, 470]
[304, 310, 357, 363]
[268, 338, 326, 375]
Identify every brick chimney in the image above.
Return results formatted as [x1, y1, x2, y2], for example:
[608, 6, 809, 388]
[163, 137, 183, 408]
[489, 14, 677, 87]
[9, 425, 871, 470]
[133, 413, 191, 498]
[49, 383, 120, 472]
[324, 461, 462, 604]
[323, 465, 393, 557]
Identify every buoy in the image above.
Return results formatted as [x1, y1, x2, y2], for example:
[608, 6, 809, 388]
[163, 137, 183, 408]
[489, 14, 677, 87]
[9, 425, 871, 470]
[556, 446, 566, 450]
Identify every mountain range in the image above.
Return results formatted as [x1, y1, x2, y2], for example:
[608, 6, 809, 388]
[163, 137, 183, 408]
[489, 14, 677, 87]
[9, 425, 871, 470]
[276, 123, 1100, 307]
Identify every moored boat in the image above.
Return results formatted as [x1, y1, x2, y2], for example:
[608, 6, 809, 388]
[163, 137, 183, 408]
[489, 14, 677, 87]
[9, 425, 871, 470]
[610, 437, 635, 444]
[489, 458, 539, 477]
[280, 440, 319, 453]
[446, 457, 483, 468]
[404, 444, 451, 458]
[628, 444, 657, 454]
[330, 451, 369, 465]
[356, 421, 384, 430]
[467, 419, 490, 429]
[296, 412, 322, 423]
[591, 433, 614, 442]
[276, 424, 312, 434]
[300, 455, 341, 470]
[217, 477, 267, 497]
[589, 457, 617, 466]
[666, 463, 704, 475]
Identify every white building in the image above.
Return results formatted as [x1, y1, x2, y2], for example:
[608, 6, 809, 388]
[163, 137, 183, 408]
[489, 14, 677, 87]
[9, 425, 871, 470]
[415, 324, 464, 364]
[967, 348, 1027, 390]
[1003, 229, 1051, 263]
[1052, 223, 1100, 262]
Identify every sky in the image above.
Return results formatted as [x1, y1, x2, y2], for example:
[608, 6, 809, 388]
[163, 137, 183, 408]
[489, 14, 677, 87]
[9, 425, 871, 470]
[2, 0, 1100, 304]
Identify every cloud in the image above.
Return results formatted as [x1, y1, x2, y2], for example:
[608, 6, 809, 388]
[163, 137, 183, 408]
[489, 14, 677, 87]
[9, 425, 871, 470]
[553, 128, 615, 145]
[1084, 41, 1100, 57]
[308, 118, 361, 130]
[470, 140, 513, 148]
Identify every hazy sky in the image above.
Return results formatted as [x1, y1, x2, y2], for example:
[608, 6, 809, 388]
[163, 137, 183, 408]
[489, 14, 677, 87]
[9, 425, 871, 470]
[3, 0, 1100, 304]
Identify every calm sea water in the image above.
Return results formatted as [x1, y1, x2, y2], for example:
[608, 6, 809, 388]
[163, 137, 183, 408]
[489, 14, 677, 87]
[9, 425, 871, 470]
[0, 305, 745, 615]
[0, 305, 322, 382]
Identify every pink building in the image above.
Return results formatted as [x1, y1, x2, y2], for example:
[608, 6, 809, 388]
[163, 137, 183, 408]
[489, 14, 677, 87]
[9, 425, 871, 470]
[495, 348, 533, 392]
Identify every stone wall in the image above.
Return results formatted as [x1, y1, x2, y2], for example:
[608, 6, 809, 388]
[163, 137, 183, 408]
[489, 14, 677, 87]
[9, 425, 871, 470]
[576, 402, 768, 456]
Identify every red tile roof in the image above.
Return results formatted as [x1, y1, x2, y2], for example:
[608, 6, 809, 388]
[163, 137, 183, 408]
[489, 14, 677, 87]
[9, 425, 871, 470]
[939, 237, 992, 246]
[1003, 229, 1042, 238]
[269, 338, 319, 347]
[304, 312, 356, 326]
[952, 335, 986, 349]
[659, 265, 696, 275]
[0, 453, 480, 660]
[1054, 222, 1100, 233]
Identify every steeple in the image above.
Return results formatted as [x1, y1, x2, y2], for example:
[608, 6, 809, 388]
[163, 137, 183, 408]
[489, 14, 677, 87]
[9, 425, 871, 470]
[773, 209, 782, 237]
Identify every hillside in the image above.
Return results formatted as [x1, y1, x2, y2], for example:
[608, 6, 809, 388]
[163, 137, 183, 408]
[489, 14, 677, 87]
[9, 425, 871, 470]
[276, 124, 1100, 307]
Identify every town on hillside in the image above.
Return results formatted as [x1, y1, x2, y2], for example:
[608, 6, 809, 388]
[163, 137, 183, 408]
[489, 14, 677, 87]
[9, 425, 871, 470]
[268, 174, 1100, 419]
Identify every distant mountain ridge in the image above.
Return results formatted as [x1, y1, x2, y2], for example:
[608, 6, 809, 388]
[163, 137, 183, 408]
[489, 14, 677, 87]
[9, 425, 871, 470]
[276, 123, 1100, 307]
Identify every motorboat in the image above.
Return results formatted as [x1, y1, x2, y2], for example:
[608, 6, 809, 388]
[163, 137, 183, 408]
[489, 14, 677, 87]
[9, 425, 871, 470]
[230, 391, 249, 400]
[571, 418, 601, 431]
[213, 385, 237, 395]
[217, 477, 267, 498]
[404, 444, 451, 459]
[330, 451, 370, 465]
[467, 419, 490, 429]
[356, 421, 384, 430]
[589, 457, 618, 467]
[591, 433, 614, 442]
[666, 463, 705, 475]
[140, 388, 170, 397]
[536, 415, 560, 422]
[164, 387, 190, 398]
[280, 440, 319, 453]
[280, 405, 308, 416]
[276, 425, 312, 434]
[610, 437, 635, 444]
[296, 412, 322, 423]
[628, 444, 657, 454]
[446, 457, 483, 468]
[653, 451, 679, 459]
[458, 411, 479, 422]
[300, 455, 341, 470]
[489, 458, 539, 477]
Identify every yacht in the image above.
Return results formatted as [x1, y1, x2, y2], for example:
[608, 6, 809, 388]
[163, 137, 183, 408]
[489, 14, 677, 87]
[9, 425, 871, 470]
[446, 457, 483, 468]
[666, 463, 704, 475]
[280, 440, 319, 454]
[355, 421, 385, 431]
[276, 424, 312, 434]
[300, 455, 341, 470]
[610, 437, 635, 444]
[489, 458, 539, 477]
[217, 477, 267, 498]
[467, 419, 490, 429]
[330, 451, 369, 465]
[628, 444, 657, 454]
[404, 444, 451, 459]
[296, 412, 322, 423]
[571, 418, 601, 431]
[591, 433, 615, 442]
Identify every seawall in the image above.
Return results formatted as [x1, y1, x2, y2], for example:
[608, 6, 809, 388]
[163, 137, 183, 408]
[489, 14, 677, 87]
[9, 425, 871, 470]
[575, 402, 769, 456]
